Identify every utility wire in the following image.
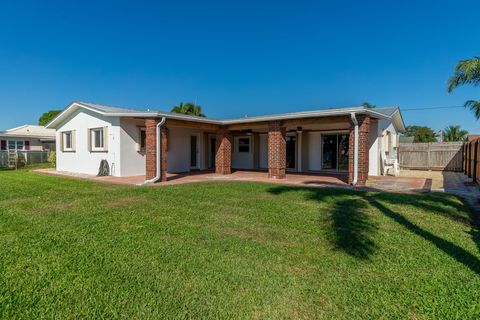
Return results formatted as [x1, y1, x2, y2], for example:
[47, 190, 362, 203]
[401, 105, 464, 111]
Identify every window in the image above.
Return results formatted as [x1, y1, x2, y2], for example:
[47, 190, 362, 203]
[62, 131, 73, 151]
[0, 140, 6, 150]
[238, 137, 250, 153]
[8, 141, 16, 150]
[140, 128, 146, 151]
[16, 141, 24, 150]
[24, 141, 30, 151]
[89, 127, 107, 152]
[93, 129, 104, 149]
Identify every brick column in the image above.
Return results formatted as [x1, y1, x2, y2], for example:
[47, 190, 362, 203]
[268, 121, 286, 179]
[145, 119, 168, 182]
[215, 128, 232, 174]
[348, 115, 370, 186]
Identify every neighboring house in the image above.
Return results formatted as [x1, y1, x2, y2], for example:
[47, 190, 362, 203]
[399, 136, 415, 143]
[46, 101, 406, 186]
[0, 125, 56, 151]
[467, 134, 480, 142]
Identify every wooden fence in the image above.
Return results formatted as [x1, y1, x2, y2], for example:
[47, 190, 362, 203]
[463, 138, 480, 183]
[398, 142, 464, 171]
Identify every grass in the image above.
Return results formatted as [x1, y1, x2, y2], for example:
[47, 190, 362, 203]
[1, 169, 479, 319]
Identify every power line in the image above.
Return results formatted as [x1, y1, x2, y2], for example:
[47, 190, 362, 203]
[401, 105, 464, 111]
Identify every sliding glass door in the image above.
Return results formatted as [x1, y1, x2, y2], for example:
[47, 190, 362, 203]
[321, 134, 349, 171]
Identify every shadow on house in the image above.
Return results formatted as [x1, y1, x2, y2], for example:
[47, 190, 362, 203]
[267, 185, 480, 275]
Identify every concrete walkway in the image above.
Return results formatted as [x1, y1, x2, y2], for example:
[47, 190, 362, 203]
[33, 168, 350, 189]
[33, 169, 479, 212]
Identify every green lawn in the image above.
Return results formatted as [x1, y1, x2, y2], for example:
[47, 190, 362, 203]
[1, 169, 479, 319]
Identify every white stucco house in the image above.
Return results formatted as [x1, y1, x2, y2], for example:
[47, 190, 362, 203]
[46, 101, 405, 186]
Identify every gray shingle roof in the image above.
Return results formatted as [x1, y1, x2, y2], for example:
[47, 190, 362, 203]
[47, 101, 405, 132]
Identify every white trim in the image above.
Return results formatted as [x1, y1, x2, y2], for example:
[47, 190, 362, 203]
[90, 127, 106, 152]
[62, 131, 74, 152]
[46, 101, 406, 132]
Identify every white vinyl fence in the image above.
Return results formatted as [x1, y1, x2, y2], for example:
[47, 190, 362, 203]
[0, 151, 50, 167]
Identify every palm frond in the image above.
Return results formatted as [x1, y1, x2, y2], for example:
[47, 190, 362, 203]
[448, 56, 480, 92]
[465, 100, 480, 120]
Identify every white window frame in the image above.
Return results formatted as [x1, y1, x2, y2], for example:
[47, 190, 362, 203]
[6, 140, 25, 151]
[237, 136, 251, 153]
[62, 131, 74, 152]
[91, 128, 105, 152]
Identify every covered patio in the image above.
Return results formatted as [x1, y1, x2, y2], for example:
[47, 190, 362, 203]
[143, 111, 374, 186]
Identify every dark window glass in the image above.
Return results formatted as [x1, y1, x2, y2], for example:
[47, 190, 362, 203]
[0, 140, 6, 150]
[140, 130, 146, 149]
[93, 129, 103, 148]
[65, 133, 72, 149]
[286, 136, 295, 169]
[190, 136, 198, 167]
[238, 138, 250, 152]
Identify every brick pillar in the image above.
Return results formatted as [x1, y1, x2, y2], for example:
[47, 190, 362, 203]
[215, 128, 232, 174]
[348, 115, 370, 186]
[145, 119, 168, 182]
[268, 121, 286, 179]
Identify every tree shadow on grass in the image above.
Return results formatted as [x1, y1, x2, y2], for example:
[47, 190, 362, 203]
[269, 186, 378, 260]
[364, 195, 480, 276]
[268, 185, 480, 275]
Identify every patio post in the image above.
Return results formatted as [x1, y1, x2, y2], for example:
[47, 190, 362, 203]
[348, 115, 370, 186]
[145, 118, 168, 182]
[268, 121, 286, 179]
[215, 128, 232, 174]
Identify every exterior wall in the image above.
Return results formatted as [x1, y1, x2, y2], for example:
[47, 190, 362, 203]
[120, 118, 146, 177]
[167, 126, 207, 173]
[56, 109, 121, 176]
[307, 132, 322, 171]
[232, 135, 254, 169]
[368, 120, 380, 176]
[259, 134, 268, 169]
[368, 119, 397, 176]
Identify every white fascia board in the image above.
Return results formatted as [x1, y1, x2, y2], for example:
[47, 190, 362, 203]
[47, 101, 402, 129]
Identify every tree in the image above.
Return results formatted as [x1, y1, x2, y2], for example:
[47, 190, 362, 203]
[362, 102, 376, 109]
[38, 110, 62, 126]
[171, 102, 205, 117]
[404, 125, 437, 143]
[448, 56, 480, 119]
[442, 125, 468, 142]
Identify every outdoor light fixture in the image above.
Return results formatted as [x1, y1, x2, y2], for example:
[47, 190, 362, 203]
[296, 126, 303, 133]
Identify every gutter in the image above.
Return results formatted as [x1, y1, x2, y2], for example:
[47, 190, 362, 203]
[143, 117, 166, 184]
[350, 112, 359, 186]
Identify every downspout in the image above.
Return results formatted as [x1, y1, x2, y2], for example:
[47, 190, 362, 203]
[143, 117, 166, 184]
[350, 112, 359, 186]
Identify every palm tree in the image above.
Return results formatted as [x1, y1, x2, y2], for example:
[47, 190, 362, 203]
[171, 102, 205, 117]
[442, 125, 468, 142]
[448, 56, 480, 119]
[362, 102, 376, 109]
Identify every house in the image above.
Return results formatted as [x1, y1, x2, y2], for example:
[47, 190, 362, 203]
[46, 101, 405, 186]
[0, 125, 56, 151]
[467, 134, 480, 142]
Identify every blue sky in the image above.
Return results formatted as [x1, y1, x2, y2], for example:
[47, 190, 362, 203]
[1, 0, 479, 133]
